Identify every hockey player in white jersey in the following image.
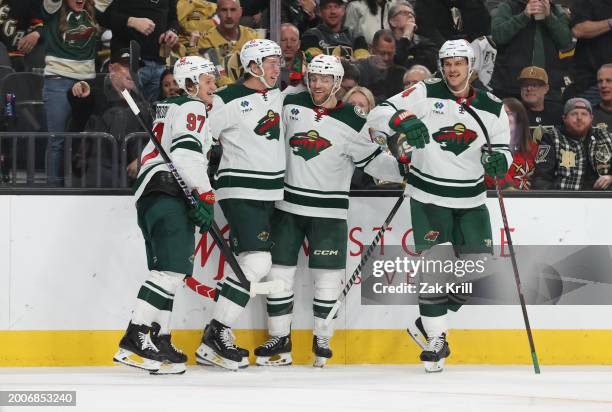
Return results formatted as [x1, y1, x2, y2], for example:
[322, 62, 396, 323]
[253, 54, 405, 368]
[114, 56, 218, 375]
[196, 39, 286, 370]
[367, 39, 512, 372]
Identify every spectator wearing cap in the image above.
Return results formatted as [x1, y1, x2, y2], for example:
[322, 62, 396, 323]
[490, 0, 572, 103]
[414, 0, 491, 48]
[356, 29, 406, 103]
[301, 0, 369, 59]
[593, 63, 612, 132]
[570, 1, 612, 105]
[387, 2, 438, 72]
[519, 66, 563, 128]
[67, 48, 149, 186]
[345, 0, 400, 45]
[532, 98, 612, 190]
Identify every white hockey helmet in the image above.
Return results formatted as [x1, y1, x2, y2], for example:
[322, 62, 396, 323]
[239, 39, 282, 75]
[438, 39, 476, 77]
[306, 54, 344, 84]
[173, 56, 218, 91]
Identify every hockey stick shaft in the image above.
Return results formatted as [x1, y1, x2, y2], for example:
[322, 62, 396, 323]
[121, 89, 258, 294]
[462, 102, 540, 374]
[325, 189, 407, 325]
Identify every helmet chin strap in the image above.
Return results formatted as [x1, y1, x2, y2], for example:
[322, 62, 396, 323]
[248, 64, 274, 89]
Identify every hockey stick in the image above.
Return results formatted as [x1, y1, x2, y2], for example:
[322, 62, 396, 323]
[119, 74, 282, 296]
[461, 102, 541, 374]
[324, 145, 411, 325]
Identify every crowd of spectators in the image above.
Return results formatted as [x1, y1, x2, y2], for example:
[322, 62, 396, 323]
[0, 0, 611, 191]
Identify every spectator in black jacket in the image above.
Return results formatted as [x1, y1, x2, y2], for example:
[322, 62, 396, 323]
[490, 0, 572, 102]
[518, 66, 563, 127]
[594, 64, 612, 132]
[281, 0, 319, 34]
[570, 0, 612, 105]
[301, 0, 369, 59]
[102, 0, 180, 102]
[532, 98, 612, 190]
[414, 0, 491, 48]
[0, 0, 43, 72]
[388, 1, 438, 72]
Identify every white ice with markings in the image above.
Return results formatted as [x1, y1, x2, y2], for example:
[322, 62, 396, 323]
[0, 365, 611, 412]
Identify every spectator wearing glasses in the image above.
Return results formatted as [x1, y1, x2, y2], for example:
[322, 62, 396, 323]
[388, 1, 438, 72]
[532, 98, 612, 190]
[519, 66, 562, 128]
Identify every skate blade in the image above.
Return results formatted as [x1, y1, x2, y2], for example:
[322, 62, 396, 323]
[255, 353, 292, 367]
[113, 348, 161, 372]
[150, 362, 186, 375]
[423, 358, 446, 373]
[313, 356, 329, 368]
[406, 326, 427, 350]
[195, 344, 239, 371]
[197, 354, 249, 369]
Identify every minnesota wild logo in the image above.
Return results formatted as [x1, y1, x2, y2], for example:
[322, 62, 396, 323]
[289, 130, 332, 160]
[254, 110, 281, 140]
[432, 123, 477, 155]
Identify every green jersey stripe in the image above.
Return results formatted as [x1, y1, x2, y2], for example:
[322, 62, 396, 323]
[284, 190, 349, 209]
[137, 287, 174, 311]
[144, 280, 175, 298]
[216, 175, 285, 190]
[411, 166, 484, 184]
[171, 141, 202, 153]
[285, 183, 349, 197]
[409, 171, 486, 198]
[267, 295, 295, 302]
[216, 168, 285, 177]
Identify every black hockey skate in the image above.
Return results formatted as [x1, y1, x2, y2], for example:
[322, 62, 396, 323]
[196, 323, 250, 369]
[113, 322, 163, 372]
[195, 319, 243, 371]
[255, 335, 292, 366]
[419, 333, 451, 373]
[312, 335, 332, 368]
[149, 322, 187, 375]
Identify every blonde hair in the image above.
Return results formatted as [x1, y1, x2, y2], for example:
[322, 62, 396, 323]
[343, 86, 376, 113]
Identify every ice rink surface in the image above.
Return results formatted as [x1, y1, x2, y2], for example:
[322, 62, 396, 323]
[1, 365, 611, 412]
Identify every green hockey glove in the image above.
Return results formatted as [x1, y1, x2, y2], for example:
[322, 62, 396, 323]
[189, 191, 215, 233]
[388, 110, 430, 149]
[481, 150, 508, 179]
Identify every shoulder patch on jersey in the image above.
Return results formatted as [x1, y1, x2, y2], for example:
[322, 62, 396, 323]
[328, 102, 367, 132]
[471, 89, 503, 117]
[535, 145, 550, 163]
[354, 105, 367, 118]
[424, 78, 442, 84]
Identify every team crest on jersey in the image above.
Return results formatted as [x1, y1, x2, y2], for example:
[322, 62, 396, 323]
[257, 231, 270, 241]
[432, 123, 477, 155]
[289, 130, 332, 160]
[424, 230, 440, 242]
[254, 110, 281, 140]
[354, 105, 367, 118]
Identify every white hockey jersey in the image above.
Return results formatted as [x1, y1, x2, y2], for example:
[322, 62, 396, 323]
[367, 79, 512, 209]
[278, 92, 403, 220]
[134, 95, 213, 202]
[210, 84, 285, 201]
